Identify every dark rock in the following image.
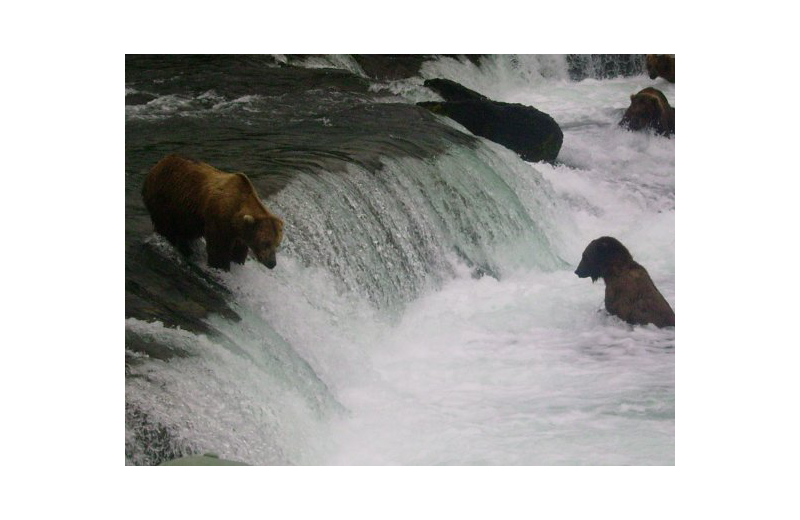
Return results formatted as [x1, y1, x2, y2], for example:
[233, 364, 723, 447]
[125, 239, 241, 337]
[351, 55, 486, 81]
[125, 92, 158, 106]
[423, 78, 487, 102]
[352, 55, 430, 80]
[418, 79, 563, 163]
[281, 54, 483, 81]
[441, 54, 484, 67]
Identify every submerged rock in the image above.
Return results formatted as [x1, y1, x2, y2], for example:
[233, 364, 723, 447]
[418, 79, 563, 163]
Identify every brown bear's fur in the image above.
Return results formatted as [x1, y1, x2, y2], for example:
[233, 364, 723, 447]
[619, 87, 675, 137]
[142, 155, 284, 271]
[575, 236, 674, 328]
[646, 54, 674, 83]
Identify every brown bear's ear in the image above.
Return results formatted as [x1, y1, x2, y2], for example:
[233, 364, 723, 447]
[243, 214, 255, 225]
[630, 95, 636, 101]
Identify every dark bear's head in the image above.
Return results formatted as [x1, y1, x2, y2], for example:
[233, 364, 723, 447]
[575, 236, 633, 282]
[646, 55, 660, 79]
[620, 93, 663, 131]
[242, 213, 284, 269]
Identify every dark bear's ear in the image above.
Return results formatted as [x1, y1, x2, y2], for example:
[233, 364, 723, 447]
[631, 94, 635, 101]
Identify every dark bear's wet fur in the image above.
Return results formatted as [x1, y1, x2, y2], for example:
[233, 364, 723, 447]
[619, 87, 675, 137]
[575, 236, 674, 328]
[142, 155, 284, 271]
[646, 54, 675, 83]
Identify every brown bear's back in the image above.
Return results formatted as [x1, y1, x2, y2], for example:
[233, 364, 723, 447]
[142, 155, 273, 239]
[142, 155, 251, 240]
[604, 263, 675, 327]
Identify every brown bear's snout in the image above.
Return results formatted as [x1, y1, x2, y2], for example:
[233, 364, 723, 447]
[257, 250, 277, 269]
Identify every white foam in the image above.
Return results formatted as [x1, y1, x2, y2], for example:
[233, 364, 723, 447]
[324, 267, 674, 465]
[125, 90, 264, 120]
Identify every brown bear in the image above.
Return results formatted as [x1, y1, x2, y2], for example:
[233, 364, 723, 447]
[619, 87, 675, 137]
[575, 236, 674, 328]
[142, 155, 284, 271]
[646, 54, 674, 83]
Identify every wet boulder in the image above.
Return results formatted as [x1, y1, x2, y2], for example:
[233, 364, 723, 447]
[418, 79, 563, 163]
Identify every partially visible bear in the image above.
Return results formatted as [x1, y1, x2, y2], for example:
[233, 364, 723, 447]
[619, 87, 675, 137]
[646, 54, 674, 83]
[142, 155, 284, 271]
[575, 236, 674, 328]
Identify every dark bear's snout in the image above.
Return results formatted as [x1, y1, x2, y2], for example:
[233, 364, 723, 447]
[575, 236, 632, 283]
[574, 260, 598, 282]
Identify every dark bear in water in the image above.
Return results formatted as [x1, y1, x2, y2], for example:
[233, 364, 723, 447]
[142, 155, 284, 271]
[646, 54, 675, 83]
[575, 236, 674, 328]
[619, 87, 675, 137]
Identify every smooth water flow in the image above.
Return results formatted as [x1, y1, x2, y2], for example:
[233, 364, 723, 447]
[125, 55, 674, 465]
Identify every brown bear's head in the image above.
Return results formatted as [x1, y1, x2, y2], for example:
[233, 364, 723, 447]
[646, 55, 660, 79]
[242, 214, 284, 269]
[620, 93, 663, 132]
[575, 236, 633, 282]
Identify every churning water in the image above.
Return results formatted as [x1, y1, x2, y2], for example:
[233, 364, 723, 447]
[125, 55, 674, 465]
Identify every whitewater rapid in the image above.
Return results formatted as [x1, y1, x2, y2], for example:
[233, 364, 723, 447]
[125, 55, 674, 465]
